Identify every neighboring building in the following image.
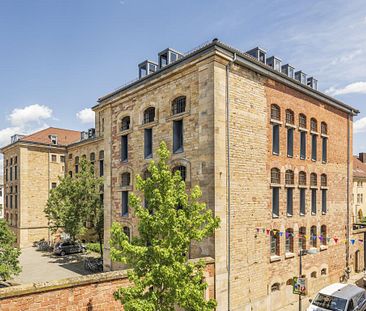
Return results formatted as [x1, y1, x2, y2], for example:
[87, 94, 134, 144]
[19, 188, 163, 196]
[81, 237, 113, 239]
[0, 128, 80, 247]
[94, 40, 359, 310]
[0, 176, 3, 218]
[353, 153, 366, 223]
[0, 40, 362, 310]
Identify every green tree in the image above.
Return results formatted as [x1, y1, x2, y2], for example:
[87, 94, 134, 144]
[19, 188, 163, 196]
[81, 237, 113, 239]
[0, 220, 21, 281]
[45, 158, 104, 256]
[110, 142, 220, 311]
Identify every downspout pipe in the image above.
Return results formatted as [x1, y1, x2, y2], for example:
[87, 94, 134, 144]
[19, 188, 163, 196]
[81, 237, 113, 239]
[226, 52, 236, 311]
[346, 113, 351, 276]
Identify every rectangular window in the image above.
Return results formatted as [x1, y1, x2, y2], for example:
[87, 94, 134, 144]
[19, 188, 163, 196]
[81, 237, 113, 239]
[99, 160, 104, 177]
[6, 168, 8, 182]
[311, 189, 317, 214]
[14, 195, 17, 209]
[287, 188, 293, 216]
[10, 195, 12, 209]
[322, 137, 327, 163]
[14, 166, 17, 180]
[300, 131, 306, 159]
[300, 189, 306, 215]
[51, 154, 57, 162]
[287, 128, 293, 157]
[272, 125, 280, 155]
[122, 191, 128, 216]
[51, 182, 57, 189]
[144, 128, 153, 159]
[75, 164, 79, 174]
[60, 156, 65, 162]
[270, 233, 279, 256]
[322, 190, 327, 214]
[272, 188, 279, 217]
[311, 134, 317, 161]
[10, 167, 12, 181]
[173, 120, 183, 153]
[121, 135, 128, 162]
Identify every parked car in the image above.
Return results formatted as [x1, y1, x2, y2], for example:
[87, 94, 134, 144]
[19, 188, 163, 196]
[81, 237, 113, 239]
[54, 241, 86, 256]
[308, 283, 366, 311]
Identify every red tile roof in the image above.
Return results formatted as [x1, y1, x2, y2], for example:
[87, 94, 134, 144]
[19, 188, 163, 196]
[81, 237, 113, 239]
[20, 127, 81, 146]
[354, 156, 366, 179]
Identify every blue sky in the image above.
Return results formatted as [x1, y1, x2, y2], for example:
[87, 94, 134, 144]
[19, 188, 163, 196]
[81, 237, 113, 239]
[0, 0, 365, 170]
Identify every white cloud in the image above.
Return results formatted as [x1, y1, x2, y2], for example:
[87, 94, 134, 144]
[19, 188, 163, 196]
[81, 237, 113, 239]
[0, 126, 22, 147]
[330, 49, 363, 65]
[76, 108, 95, 124]
[325, 82, 366, 96]
[8, 104, 53, 127]
[354, 117, 366, 134]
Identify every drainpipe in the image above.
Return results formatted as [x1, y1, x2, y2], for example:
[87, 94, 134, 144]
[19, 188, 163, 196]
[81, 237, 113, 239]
[346, 113, 351, 276]
[226, 52, 236, 311]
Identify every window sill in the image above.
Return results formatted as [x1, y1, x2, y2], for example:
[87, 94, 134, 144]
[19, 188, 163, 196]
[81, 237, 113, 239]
[173, 148, 184, 155]
[144, 155, 153, 160]
[287, 155, 294, 158]
[272, 214, 279, 219]
[299, 213, 305, 216]
[270, 183, 282, 188]
[166, 111, 190, 122]
[272, 152, 280, 156]
[299, 127, 308, 132]
[322, 161, 327, 164]
[270, 119, 282, 125]
[287, 214, 293, 217]
[310, 131, 319, 136]
[119, 129, 133, 135]
[321, 133, 329, 138]
[310, 186, 318, 189]
[320, 245, 328, 251]
[311, 159, 317, 162]
[322, 211, 327, 215]
[285, 184, 295, 188]
[270, 255, 281, 263]
[311, 212, 316, 216]
[300, 157, 306, 160]
[285, 252, 295, 259]
[139, 120, 158, 129]
[320, 186, 329, 190]
[298, 185, 307, 189]
[285, 123, 296, 129]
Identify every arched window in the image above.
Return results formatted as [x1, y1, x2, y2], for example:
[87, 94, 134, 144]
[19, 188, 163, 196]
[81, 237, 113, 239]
[321, 268, 327, 276]
[321, 174, 327, 187]
[121, 172, 131, 186]
[298, 226, 306, 251]
[75, 156, 79, 164]
[172, 96, 186, 115]
[271, 104, 281, 121]
[271, 283, 280, 292]
[285, 170, 294, 185]
[310, 173, 317, 187]
[271, 168, 281, 184]
[285, 109, 294, 125]
[299, 114, 307, 129]
[90, 152, 95, 162]
[173, 165, 187, 181]
[99, 150, 104, 160]
[123, 226, 131, 242]
[75, 156, 79, 174]
[121, 116, 131, 131]
[310, 271, 317, 278]
[310, 118, 318, 132]
[270, 231, 280, 256]
[299, 171, 307, 186]
[143, 107, 155, 124]
[321, 122, 328, 135]
[285, 228, 294, 253]
[310, 226, 317, 248]
[320, 225, 327, 246]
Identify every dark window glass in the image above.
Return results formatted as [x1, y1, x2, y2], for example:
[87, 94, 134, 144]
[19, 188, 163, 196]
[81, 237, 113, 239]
[287, 128, 293, 157]
[321, 225, 327, 245]
[321, 174, 327, 187]
[271, 168, 281, 184]
[311, 135, 317, 161]
[322, 190, 327, 214]
[122, 191, 128, 216]
[272, 125, 280, 155]
[172, 97, 186, 115]
[271, 104, 280, 121]
[285, 229, 294, 253]
[286, 110, 294, 124]
[287, 188, 293, 216]
[311, 173, 317, 187]
[121, 135, 128, 162]
[285, 170, 294, 185]
[311, 189, 317, 214]
[90, 153, 95, 162]
[144, 128, 153, 158]
[299, 172, 307, 185]
[143, 107, 155, 124]
[14, 166, 17, 180]
[300, 189, 306, 215]
[270, 231, 279, 256]
[173, 165, 186, 181]
[310, 226, 317, 247]
[123, 226, 131, 242]
[99, 160, 104, 177]
[322, 137, 327, 163]
[321, 122, 327, 135]
[299, 114, 307, 128]
[121, 116, 130, 131]
[299, 227, 306, 250]
[272, 188, 279, 217]
[311, 118, 318, 132]
[121, 172, 131, 187]
[10, 167, 12, 181]
[173, 120, 183, 153]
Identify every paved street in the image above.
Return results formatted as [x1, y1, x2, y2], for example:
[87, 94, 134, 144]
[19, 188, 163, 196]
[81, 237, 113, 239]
[12, 246, 96, 284]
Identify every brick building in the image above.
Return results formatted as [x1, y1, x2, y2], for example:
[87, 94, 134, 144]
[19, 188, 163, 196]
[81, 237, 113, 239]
[0, 175, 3, 219]
[0, 128, 80, 247]
[0, 39, 362, 310]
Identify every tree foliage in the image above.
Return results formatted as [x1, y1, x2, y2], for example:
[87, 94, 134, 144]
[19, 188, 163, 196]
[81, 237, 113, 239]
[110, 142, 220, 311]
[0, 220, 21, 281]
[45, 158, 104, 255]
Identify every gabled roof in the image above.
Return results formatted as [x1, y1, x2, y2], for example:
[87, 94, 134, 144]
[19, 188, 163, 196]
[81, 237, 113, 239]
[19, 127, 81, 146]
[354, 156, 366, 179]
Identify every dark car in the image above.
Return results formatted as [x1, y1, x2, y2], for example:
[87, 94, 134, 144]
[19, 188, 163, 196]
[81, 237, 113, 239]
[54, 241, 86, 256]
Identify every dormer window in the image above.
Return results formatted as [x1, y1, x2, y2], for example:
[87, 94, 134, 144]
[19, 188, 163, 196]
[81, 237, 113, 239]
[138, 60, 158, 78]
[246, 47, 267, 64]
[158, 48, 183, 68]
[281, 64, 295, 79]
[49, 135, 58, 145]
[295, 71, 307, 84]
[267, 56, 282, 72]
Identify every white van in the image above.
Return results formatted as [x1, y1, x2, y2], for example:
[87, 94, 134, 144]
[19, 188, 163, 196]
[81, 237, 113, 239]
[308, 283, 366, 311]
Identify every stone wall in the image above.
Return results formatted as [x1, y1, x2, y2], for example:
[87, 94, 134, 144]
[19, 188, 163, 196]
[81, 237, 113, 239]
[0, 259, 215, 311]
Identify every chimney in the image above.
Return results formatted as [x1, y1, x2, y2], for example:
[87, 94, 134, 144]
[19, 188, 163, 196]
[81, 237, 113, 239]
[359, 153, 366, 163]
